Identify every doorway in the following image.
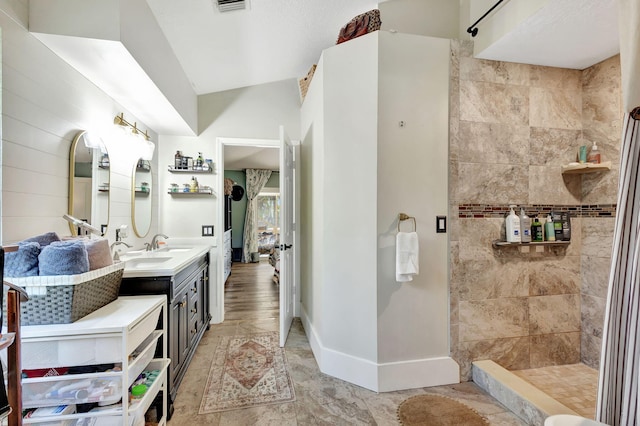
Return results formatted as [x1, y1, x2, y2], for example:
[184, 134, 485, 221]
[211, 138, 280, 323]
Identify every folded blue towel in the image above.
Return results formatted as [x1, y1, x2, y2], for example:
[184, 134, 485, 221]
[4, 242, 40, 277]
[22, 232, 60, 247]
[38, 240, 89, 276]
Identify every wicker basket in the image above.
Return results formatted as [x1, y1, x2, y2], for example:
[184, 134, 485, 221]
[298, 64, 317, 102]
[4, 263, 124, 326]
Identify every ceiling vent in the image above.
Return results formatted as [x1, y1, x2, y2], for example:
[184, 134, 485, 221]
[216, 0, 247, 12]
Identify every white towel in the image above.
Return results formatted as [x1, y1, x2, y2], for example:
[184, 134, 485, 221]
[396, 231, 419, 282]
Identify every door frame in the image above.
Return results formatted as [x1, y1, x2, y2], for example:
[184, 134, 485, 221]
[213, 137, 300, 324]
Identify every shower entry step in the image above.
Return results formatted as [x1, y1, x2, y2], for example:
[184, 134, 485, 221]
[472, 360, 580, 426]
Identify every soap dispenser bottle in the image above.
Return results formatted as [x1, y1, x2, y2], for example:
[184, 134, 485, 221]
[545, 215, 556, 241]
[520, 207, 532, 243]
[587, 141, 601, 164]
[506, 205, 521, 243]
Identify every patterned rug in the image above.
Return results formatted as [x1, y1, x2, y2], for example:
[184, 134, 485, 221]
[397, 394, 490, 425]
[199, 331, 296, 413]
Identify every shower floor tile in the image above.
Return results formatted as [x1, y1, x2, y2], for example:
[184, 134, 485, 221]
[512, 363, 598, 419]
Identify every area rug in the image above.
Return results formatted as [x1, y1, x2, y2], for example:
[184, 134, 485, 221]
[397, 394, 490, 425]
[199, 331, 296, 413]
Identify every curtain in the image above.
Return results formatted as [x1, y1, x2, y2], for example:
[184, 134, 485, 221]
[596, 0, 640, 424]
[242, 169, 272, 262]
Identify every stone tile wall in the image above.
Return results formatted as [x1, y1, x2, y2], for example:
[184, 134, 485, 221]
[449, 40, 621, 380]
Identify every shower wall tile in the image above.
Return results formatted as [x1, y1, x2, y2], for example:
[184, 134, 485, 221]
[529, 294, 581, 335]
[459, 298, 528, 341]
[528, 256, 580, 296]
[457, 218, 504, 261]
[529, 165, 581, 205]
[460, 81, 529, 124]
[529, 127, 582, 166]
[581, 217, 615, 257]
[457, 337, 530, 381]
[458, 163, 529, 204]
[458, 259, 529, 301]
[581, 333, 602, 369]
[449, 43, 620, 375]
[582, 164, 619, 205]
[582, 55, 621, 90]
[529, 87, 582, 130]
[460, 57, 530, 86]
[530, 332, 581, 368]
[581, 255, 611, 298]
[530, 66, 582, 92]
[581, 294, 606, 339]
[458, 122, 530, 164]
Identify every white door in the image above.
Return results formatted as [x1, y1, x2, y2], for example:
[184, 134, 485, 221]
[279, 126, 295, 346]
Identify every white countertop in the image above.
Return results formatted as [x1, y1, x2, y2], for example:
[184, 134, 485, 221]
[119, 244, 211, 278]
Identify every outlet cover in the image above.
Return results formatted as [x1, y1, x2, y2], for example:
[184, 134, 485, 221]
[202, 225, 214, 236]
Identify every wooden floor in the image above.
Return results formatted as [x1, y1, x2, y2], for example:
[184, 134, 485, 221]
[224, 258, 279, 321]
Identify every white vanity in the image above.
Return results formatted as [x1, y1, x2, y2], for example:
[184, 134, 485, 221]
[117, 245, 211, 418]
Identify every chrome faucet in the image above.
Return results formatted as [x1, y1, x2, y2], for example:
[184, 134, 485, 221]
[110, 241, 132, 261]
[151, 233, 169, 250]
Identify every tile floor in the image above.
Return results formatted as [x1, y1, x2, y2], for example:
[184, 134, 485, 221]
[512, 363, 599, 419]
[167, 317, 527, 425]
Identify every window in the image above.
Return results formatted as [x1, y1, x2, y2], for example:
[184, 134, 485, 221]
[256, 193, 280, 234]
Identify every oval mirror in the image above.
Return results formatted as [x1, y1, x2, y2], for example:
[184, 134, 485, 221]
[132, 158, 152, 237]
[68, 131, 109, 236]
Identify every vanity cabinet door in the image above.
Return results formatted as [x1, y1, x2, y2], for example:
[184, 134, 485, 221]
[171, 289, 189, 380]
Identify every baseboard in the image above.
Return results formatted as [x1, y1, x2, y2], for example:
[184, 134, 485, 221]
[300, 306, 460, 392]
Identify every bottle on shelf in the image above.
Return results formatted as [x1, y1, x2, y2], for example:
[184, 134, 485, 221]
[545, 215, 556, 241]
[520, 207, 531, 243]
[531, 216, 543, 242]
[174, 151, 182, 170]
[587, 141, 601, 164]
[190, 176, 198, 193]
[196, 152, 204, 170]
[505, 205, 521, 243]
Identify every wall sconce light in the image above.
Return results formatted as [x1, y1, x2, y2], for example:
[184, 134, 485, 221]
[113, 113, 155, 160]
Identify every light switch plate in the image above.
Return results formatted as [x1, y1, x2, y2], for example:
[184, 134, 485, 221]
[202, 225, 214, 236]
[436, 216, 447, 233]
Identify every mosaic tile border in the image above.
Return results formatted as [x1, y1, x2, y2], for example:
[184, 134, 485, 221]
[458, 204, 616, 219]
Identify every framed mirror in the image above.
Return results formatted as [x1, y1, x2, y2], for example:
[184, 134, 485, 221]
[131, 158, 152, 237]
[68, 131, 109, 236]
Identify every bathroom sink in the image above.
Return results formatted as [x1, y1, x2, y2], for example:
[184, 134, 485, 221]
[157, 247, 192, 253]
[125, 257, 172, 268]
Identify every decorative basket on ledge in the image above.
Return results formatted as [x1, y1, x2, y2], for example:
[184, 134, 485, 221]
[4, 262, 124, 326]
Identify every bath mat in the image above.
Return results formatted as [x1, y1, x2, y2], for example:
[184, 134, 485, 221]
[199, 331, 296, 413]
[397, 394, 490, 426]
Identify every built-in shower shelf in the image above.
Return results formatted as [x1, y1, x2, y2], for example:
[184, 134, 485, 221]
[492, 240, 570, 249]
[561, 161, 611, 175]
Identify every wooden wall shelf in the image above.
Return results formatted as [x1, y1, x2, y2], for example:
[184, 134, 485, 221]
[561, 161, 611, 175]
[492, 240, 570, 249]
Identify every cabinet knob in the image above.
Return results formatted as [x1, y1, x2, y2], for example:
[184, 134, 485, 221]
[191, 308, 197, 314]
[178, 301, 186, 308]
[192, 287, 197, 293]
[191, 329, 196, 335]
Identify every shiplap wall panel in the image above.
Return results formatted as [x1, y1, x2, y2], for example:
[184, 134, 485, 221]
[1, 9, 158, 244]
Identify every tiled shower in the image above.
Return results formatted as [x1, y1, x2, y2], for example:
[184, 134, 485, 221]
[448, 40, 622, 381]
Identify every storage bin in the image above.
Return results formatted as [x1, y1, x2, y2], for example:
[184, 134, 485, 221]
[4, 263, 124, 325]
[127, 331, 161, 384]
[22, 372, 122, 409]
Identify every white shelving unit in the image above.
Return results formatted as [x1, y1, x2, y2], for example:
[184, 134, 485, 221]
[18, 295, 169, 426]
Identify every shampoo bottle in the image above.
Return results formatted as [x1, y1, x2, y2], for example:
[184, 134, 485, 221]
[531, 216, 543, 242]
[520, 208, 532, 243]
[506, 205, 521, 243]
[545, 215, 556, 241]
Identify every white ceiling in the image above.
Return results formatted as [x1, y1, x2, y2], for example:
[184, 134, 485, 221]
[146, 0, 379, 94]
[224, 145, 280, 171]
[475, 0, 619, 70]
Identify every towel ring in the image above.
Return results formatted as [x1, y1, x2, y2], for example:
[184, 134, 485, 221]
[397, 213, 416, 232]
